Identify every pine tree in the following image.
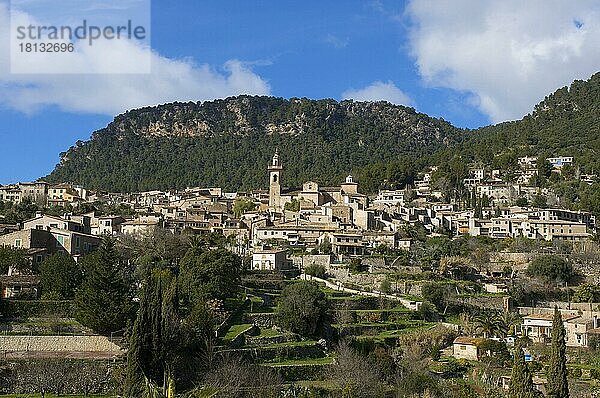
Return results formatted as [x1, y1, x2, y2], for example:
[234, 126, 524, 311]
[508, 339, 536, 398]
[75, 237, 134, 334]
[547, 307, 569, 398]
[125, 268, 180, 397]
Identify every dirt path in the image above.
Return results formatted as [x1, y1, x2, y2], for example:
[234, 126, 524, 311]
[300, 274, 422, 310]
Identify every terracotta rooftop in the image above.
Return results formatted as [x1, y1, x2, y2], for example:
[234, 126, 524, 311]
[523, 313, 579, 321]
[453, 336, 487, 346]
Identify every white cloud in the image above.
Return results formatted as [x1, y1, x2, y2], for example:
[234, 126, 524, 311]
[342, 81, 412, 106]
[0, 3, 270, 115]
[324, 34, 349, 49]
[405, 0, 600, 123]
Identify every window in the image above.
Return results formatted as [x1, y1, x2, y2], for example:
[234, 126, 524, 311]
[75, 236, 80, 248]
[14, 239, 22, 248]
[57, 235, 64, 246]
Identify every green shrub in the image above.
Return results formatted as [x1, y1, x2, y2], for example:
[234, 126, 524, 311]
[276, 281, 328, 336]
[273, 363, 330, 381]
[305, 264, 326, 279]
[349, 259, 367, 273]
[569, 367, 583, 378]
[1, 299, 75, 318]
[526, 255, 574, 283]
[379, 279, 391, 294]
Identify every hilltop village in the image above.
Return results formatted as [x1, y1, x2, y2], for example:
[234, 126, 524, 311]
[1, 150, 600, 396]
[1, 152, 595, 256]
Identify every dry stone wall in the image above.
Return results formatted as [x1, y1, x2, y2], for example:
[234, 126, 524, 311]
[0, 335, 123, 353]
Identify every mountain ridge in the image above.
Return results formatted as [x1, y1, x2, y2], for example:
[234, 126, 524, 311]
[47, 72, 599, 193]
[48, 96, 464, 192]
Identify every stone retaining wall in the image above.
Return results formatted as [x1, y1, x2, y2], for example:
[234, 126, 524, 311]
[223, 343, 324, 362]
[489, 252, 531, 271]
[301, 255, 333, 269]
[246, 333, 298, 346]
[450, 295, 508, 311]
[246, 312, 276, 328]
[0, 335, 123, 353]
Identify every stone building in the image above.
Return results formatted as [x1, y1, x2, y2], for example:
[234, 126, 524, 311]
[267, 150, 368, 212]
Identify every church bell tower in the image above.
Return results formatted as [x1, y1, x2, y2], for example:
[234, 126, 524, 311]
[268, 150, 283, 209]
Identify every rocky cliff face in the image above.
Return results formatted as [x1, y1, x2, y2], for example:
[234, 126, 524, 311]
[101, 96, 453, 140]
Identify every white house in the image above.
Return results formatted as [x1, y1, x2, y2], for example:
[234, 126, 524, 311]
[546, 156, 573, 168]
[522, 313, 579, 344]
[251, 249, 289, 271]
[452, 337, 486, 361]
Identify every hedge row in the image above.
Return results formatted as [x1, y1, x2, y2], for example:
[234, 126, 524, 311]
[0, 299, 75, 318]
[270, 363, 331, 381]
[223, 342, 325, 362]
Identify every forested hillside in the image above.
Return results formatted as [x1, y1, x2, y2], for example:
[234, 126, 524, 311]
[434, 72, 600, 170]
[46, 72, 599, 193]
[45, 97, 463, 192]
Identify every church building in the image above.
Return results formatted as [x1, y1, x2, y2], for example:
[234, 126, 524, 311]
[267, 150, 368, 212]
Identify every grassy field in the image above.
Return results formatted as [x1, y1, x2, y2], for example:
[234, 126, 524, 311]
[222, 323, 253, 342]
[257, 339, 318, 349]
[257, 327, 283, 337]
[264, 356, 335, 366]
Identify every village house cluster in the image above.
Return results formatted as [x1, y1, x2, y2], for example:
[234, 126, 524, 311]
[450, 304, 600, 397]
[0, 152, 596, 273]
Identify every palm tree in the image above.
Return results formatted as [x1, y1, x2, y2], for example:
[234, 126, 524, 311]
[498, 312, 522, 337]
[187, 235, 204, 252]
[474, 311, 504, 338]
[459, 313, 478, 336]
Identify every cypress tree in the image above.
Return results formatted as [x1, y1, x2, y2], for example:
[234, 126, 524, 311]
[508, 339, 536, 398]
[547, 307, 569, 398]
[125, 268, 180, 397]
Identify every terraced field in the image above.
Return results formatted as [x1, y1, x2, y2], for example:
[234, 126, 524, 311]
[215, 274, 432, 385]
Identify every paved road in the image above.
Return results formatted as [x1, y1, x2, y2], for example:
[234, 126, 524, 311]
[300, 274, 422, 310]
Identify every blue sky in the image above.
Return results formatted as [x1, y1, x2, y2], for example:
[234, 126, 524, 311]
[1, 0, 599, 184]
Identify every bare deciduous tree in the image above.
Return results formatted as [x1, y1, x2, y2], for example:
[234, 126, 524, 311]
[202, 354, 281, 398]
[327, 341, 385, 398]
